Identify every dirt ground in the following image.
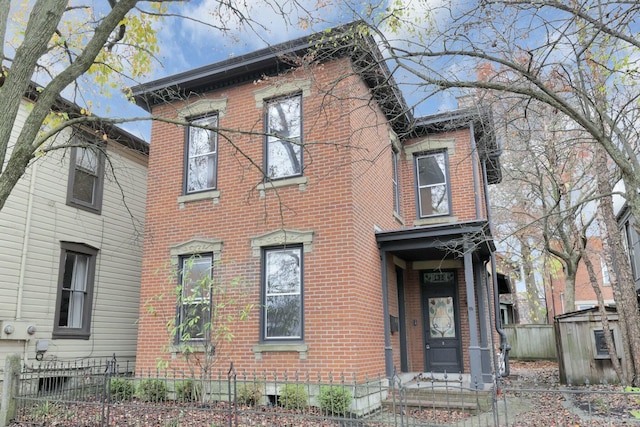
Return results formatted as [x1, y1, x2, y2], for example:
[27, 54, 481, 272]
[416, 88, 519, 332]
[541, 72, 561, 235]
[498, 359, 640, 426]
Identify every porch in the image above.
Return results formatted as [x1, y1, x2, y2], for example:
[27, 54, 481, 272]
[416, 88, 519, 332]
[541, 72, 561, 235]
[376, 220, 507, 391]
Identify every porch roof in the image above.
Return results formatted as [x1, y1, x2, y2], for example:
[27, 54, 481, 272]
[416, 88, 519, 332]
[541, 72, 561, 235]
[375, 220, 495, 261]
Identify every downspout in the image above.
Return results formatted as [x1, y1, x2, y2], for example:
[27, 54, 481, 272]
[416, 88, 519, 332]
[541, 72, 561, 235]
[16, 161, 38, 320]
[490, 254, 510, 377]
[481, 150, 510, 377]
[469, 122, 481, 219]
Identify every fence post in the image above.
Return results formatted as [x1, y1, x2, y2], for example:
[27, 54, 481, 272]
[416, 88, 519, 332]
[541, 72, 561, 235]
[0, 354, 21, 427]
[227, 362, 236, 427]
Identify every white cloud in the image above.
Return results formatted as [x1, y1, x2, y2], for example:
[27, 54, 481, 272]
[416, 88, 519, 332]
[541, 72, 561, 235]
[149, 0, 346, 76]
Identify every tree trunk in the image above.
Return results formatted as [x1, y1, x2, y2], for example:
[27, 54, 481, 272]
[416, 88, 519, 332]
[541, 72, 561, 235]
[566, 204, 625, 383]
[520, 239, 543, 322]
[594, 144, 640, 385]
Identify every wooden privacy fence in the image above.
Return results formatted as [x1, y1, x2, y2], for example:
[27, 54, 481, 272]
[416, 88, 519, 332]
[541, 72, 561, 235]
[504, 324, 557, 360]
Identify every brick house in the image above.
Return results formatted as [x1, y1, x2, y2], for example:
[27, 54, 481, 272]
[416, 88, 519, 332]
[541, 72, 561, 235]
[544, 236, 615, 321]
[132, 24, 504, 390]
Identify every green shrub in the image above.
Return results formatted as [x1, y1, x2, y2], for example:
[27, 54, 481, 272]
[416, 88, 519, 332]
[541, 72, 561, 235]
[109, 377, 135, 401]
[318, 385, 352, 415]
[137, 379, 168, 402]
[236, 382, 262, 407]
[278, 384, 308, 410]
[175, 379, 202, 402]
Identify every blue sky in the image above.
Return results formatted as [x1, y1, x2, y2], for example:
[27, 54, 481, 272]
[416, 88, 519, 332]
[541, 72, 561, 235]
[102, 0, 456, 141]
[5, 0, 459, 142]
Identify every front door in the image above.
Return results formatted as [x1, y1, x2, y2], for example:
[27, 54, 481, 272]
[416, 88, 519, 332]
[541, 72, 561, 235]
[422, 270, 462, 373]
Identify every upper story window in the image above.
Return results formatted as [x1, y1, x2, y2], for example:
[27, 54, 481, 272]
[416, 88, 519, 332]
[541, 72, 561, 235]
[416, 152, 450, 218]
[53, 242, 98, 339]
[623, 221, 640, 280]
[186, 114, 218, 194]
[67, 137, 105, 214]
[177, 254, 213, 343]
[392, 149, 401, 214]
[262, 246, 303, 341]
[265, 94, 302, 180]
[600, 258, 611, 286]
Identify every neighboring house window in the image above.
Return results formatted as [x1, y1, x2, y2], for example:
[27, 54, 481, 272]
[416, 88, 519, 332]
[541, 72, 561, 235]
[265, 94, 302, 179]
[601, 258, 611, 286]
[416, 152, 450, 217]
[53, 242, 98, 339]
[392, 149, 400, 214]
[177, 254, 213, 342]
[186, 114, 218, 193]
[624, 221, 640, 280]
[262, 246, 303, 341]
[67, 138, 105, 214]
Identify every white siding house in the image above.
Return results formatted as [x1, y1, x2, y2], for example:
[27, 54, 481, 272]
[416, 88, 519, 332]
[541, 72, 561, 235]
[0, 98, 147, 369]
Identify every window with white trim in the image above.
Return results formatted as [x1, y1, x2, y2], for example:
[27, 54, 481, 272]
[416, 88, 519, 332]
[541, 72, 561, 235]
[186, 114, 218, 193]
[262, 246, 303, 341]
[416, 152, 450, 217]
[53, 242, 98, 339]
[177, 254, 213, 342]
[265, 94, 302, 179]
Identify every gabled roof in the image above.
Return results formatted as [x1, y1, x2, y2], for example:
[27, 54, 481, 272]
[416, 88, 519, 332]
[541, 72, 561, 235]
[131, 21, 500, 180]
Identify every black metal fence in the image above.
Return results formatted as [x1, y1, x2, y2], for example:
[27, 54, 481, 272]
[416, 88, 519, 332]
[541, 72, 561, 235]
[8, 356, 640, 426]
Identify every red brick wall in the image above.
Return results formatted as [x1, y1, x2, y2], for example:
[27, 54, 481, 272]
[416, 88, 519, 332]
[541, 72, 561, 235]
[545, 236, 615, 318]
[398, 129, 486, 224]
[138, 54, 492, 379]
[138, 58, 397, 379]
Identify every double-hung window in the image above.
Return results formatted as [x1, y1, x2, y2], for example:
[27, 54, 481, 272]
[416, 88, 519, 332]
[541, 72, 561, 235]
[392, 149, 400, 214]
[67, 137, 105, 214]
[416, 152, 450, 217]
[186, 114, 218, 193]
[53, 242, 98, 339]
[177, 254, 213, 342]
[262, 246, 303, 341]
[600, 258, 611, 286]
[624, 221, 640, 280]
[265, 94, 302, 180]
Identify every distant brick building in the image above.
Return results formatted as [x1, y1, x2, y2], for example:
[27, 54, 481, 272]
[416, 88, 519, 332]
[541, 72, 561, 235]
[132, 24, 504, 389]
[544, 236, 615, 321]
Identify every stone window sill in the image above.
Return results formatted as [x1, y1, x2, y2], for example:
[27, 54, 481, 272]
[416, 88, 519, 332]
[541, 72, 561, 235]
[256, 177, 308, 197]
[393, 211, 404, 225]
[177, 190, 221, 208]
[253, 343, 309, 360]
[414, 216, 458, 227]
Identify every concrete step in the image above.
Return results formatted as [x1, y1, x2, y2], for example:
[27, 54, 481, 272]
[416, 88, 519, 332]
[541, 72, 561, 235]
[383, 388, 493, 411]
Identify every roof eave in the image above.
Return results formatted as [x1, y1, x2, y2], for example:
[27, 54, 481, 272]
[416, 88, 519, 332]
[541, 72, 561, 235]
[130, 22, 412, 131]
[410, 107, 502, 184]
[22, 83, 149, 155]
